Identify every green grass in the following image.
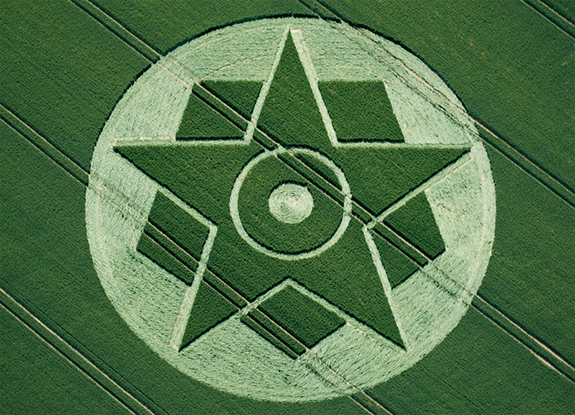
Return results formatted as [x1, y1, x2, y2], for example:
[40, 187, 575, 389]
[372, 223, 428, 266]
[205, 222, 291, 299]
[522, 0, 575, 38]
[0, 0, 149, 171]
[318, 81, 405, 142]
[367, 307, 575, 415]
[383, 193, 445, 259]
[136, 190, 214, 286]
[252, 128, 278, 150]
[203, 269, 248, 308]
[0, 122, 195, 413]
[290, 219, 404, 347]
[115, 141, 263, 223]
[295, 152, 342, 189]
[478, 145, 575, 365]
[258, 285, 345, 349]
[541, 0, 575, 22]
[2, 124, 371, 414]
[214, 216, 406, 347]
[277, 152, 347, 207]
[0, 308, 131, 415]
[142, 224, 199, 273]
[116, 139, 406, 345]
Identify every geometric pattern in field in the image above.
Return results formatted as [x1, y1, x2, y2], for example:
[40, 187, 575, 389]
[116, 30, 470, 355]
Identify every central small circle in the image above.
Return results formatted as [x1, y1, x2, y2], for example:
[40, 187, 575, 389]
[268, 183, 314, 224]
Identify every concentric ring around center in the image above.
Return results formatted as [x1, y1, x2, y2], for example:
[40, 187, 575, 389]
[230, 147, 352, 261]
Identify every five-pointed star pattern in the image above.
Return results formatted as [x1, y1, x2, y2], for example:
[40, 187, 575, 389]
[115, 30, 470, 354]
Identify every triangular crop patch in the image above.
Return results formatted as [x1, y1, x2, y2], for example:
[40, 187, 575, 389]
[176, 90, 244, 139]
[257, 33, 332, 152]
[383, 192, 446, 259]
[179, 280, 237, 350]
[332, 146, 470, 215]
[370, 230, 420, 288]
[202, 80, 262, 120]
[258, 285, 345, 348]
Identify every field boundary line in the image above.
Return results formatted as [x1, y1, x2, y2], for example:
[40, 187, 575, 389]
[473, 294, 575, 382]
[476, 126, 575, 208]
[1, 117, 177, 415]
[523, 0, 575, 38]
[0, 106, 89, 186]
[0, 288, 160, 415]
[296, 0, 575, 209]
[68, 0, 161, 61]
[12, 0, 575, 399]
[540, 0, 575, 25]
[0, 106, 153, 222]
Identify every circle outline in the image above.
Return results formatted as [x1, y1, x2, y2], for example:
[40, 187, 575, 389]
[230, 147, 352, 260]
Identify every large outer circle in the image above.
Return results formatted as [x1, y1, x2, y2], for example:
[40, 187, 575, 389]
[86, 18, 495, 401]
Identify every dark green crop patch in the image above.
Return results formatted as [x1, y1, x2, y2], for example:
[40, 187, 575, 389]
[147, 191, 210, 260]
[383, 192, 445, 259]
[257, 33, 332, 153]
[203, 80, 263, 120]
[180, 280, 238, 349]
[176, 91, 244, 139]
[318, 80, 405, 142]
[258, 285, 345, 349]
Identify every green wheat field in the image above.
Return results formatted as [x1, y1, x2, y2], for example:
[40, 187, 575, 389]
[1, 0, 574, 414]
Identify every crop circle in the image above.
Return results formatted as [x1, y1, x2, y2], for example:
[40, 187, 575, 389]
[86, 17, 495, 401]
[269, 183, 314, 224]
